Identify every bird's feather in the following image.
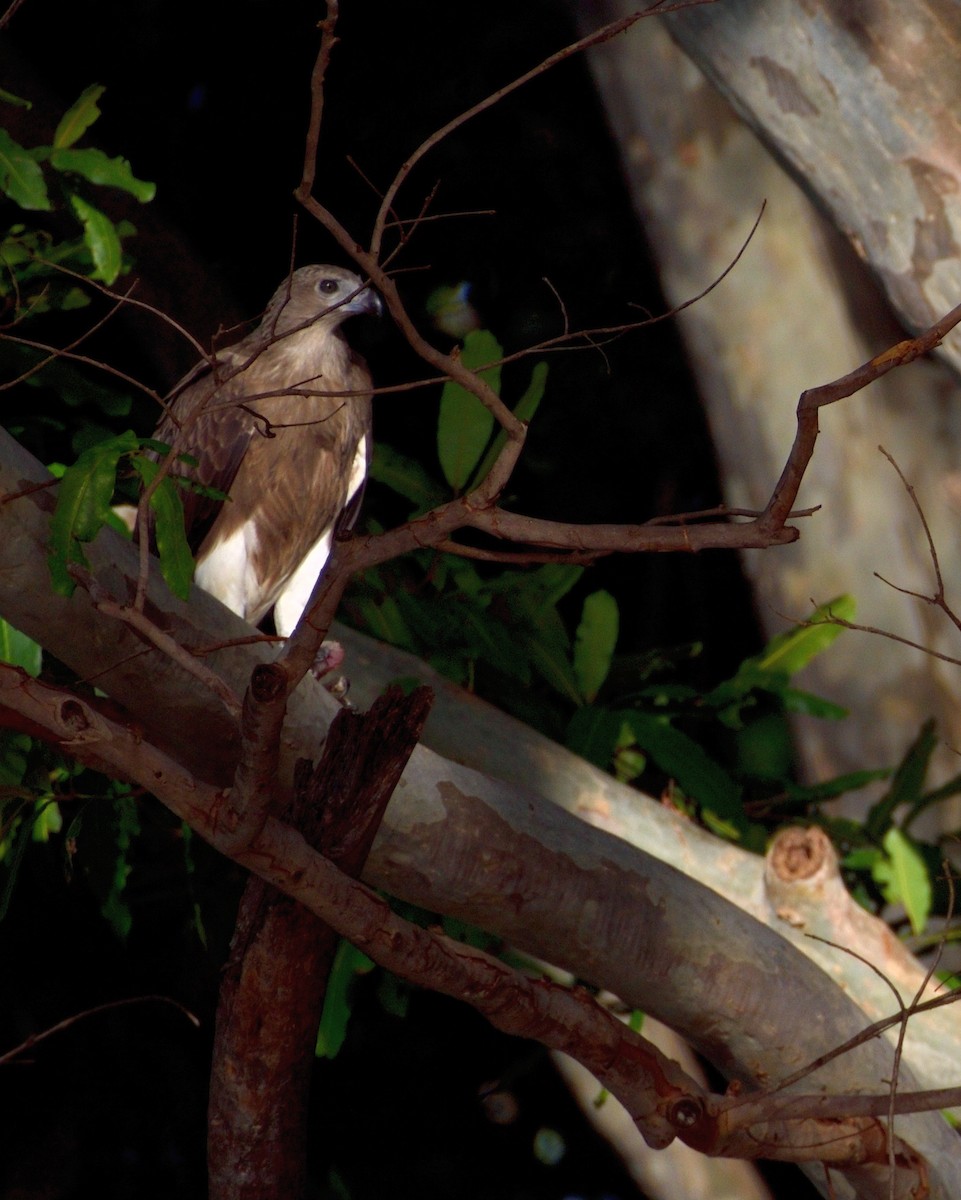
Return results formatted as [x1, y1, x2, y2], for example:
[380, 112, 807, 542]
[149, 265, 377, 634]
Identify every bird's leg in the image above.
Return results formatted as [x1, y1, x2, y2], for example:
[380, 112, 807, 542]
[311, 639, 353, 705]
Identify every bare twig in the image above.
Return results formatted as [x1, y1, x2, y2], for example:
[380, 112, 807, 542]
[761, 301, 961, 531]
[69, 564, 242, 720]
[300, 0, 340, 199]
[0, 994, 199, 1065]
[0, 324, 163, 404]
[13, 258, 211, 364]
[873, 446, 961, 636]
[793, 445, 961, 671]
[0, 0, 30, 33]
[366, 1, 720, 260]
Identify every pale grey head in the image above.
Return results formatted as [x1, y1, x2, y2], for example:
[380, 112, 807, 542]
[257, 265, 382, 341]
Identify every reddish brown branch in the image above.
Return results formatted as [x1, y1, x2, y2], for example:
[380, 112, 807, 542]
[69, 564, 243, 719]
[762, 301, 961, 531]
[0, 658, 949, 1181]
[300, 0, 340, 200]
[0, 995, 199, 1065]
[214, 661, 288, 855]
[208, 684, 432, 1200]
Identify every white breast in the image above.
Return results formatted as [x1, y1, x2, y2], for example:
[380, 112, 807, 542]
[194, 520, 265, 623]
[271, 433, 369, 637]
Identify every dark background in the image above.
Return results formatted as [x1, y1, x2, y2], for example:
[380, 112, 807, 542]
[0, 3, 779, 1198]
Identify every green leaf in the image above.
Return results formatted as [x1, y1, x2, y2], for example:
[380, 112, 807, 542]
[0, 796, 36, 919]
[780, 688, 848, 720]
[0, 620, 41, 676]
[873, 827, 932, 936]
[16, 348, 134, 415]
[50, 147, 156, 202]
[565, 706, 623, 770]
[53, 84, 105, 149]
[98, 793, 140, 941]
[437, 329, 502, 491]
[755, 595, 855, 676]
[0, 129, 51, 210]
[48, 430, 139, 594]
[843, 846, 882, 872]
[784, 768, 891, 806]
[131, 457, 195, 600]
[316, 940, 374, 1059]
[376, 970, 410, 1019]
[526, 610, 581, 704]
[489, 561, 583, 610]
[705, 595, 855, 719]
[390, 583, 531, 684]
[866, 719, 937, 840]
[573, 590, 618, 703]
[32, 798, 63, 842]
[68, 192, 122, 283]
[354, 594, 416, 651]
[151, 479, 194, 599]
[467, 359, 548, 490]
[623, 710, 744, 830]
[0, 89, 32, 109]
[0, 731, 30, 792]
[369, 443, 447, 513]
[903, 769, 961, 832]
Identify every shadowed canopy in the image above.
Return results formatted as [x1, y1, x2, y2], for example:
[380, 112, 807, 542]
[151, 265, 379, 636]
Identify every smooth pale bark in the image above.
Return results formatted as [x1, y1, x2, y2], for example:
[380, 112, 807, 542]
[667, 0, 961, 365]
[576, 2, 961, 806]
[3, 426, 961, 1195]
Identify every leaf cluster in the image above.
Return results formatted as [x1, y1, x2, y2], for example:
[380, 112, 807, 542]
[0, 84, 155, 305]
[47, 431, 202, 601]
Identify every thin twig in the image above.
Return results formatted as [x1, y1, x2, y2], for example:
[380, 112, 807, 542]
[875, 445, 961, 636]
[762, 299, 961, 531]
[300, 0, 340, 199]
[69, 565, 242, 720]
[367, 1, 720, 260]
[0, 995, 199, 1065]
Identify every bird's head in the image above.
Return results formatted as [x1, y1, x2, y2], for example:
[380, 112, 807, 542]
[260, 265, 382, 338]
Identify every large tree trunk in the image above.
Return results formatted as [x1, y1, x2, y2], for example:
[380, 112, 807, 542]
[3, 426, 961, 1195]
[577, 1, 961, 812]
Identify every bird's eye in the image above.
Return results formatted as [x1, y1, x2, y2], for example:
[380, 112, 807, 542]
[318, 279, 340, 295]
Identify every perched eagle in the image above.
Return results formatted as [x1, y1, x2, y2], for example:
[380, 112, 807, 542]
[151, 265, 378, 636]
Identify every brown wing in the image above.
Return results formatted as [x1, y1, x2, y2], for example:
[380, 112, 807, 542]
[147, 269, 376, 628]
[151, 358, 259, 553]
[234, 340, 373, 610]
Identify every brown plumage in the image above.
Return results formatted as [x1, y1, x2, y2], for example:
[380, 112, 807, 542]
[151, 265, 378, 635]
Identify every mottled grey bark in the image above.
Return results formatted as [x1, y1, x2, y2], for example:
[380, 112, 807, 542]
[669, 0, 961, 361]
[3, 425, 961, 1196]
[577, 2, 961, 808]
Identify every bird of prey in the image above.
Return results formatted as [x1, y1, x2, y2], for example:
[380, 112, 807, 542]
[150, 265, 379, 636]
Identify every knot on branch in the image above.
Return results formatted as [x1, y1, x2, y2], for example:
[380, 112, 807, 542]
[669, 1096, 705, 1130]
[250, 661, 287, 703]
[56, 696, 107, 744]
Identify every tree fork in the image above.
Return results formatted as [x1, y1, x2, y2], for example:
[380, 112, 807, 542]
[207, 685, 433, 1200]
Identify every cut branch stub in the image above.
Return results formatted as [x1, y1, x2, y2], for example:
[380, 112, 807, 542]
[208, 682, 433, 1200]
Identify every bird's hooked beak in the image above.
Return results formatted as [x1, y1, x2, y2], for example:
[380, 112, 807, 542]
[345, 283, 382, 320]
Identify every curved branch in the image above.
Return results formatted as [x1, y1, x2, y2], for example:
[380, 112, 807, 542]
[0, 658, 949, 1188]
